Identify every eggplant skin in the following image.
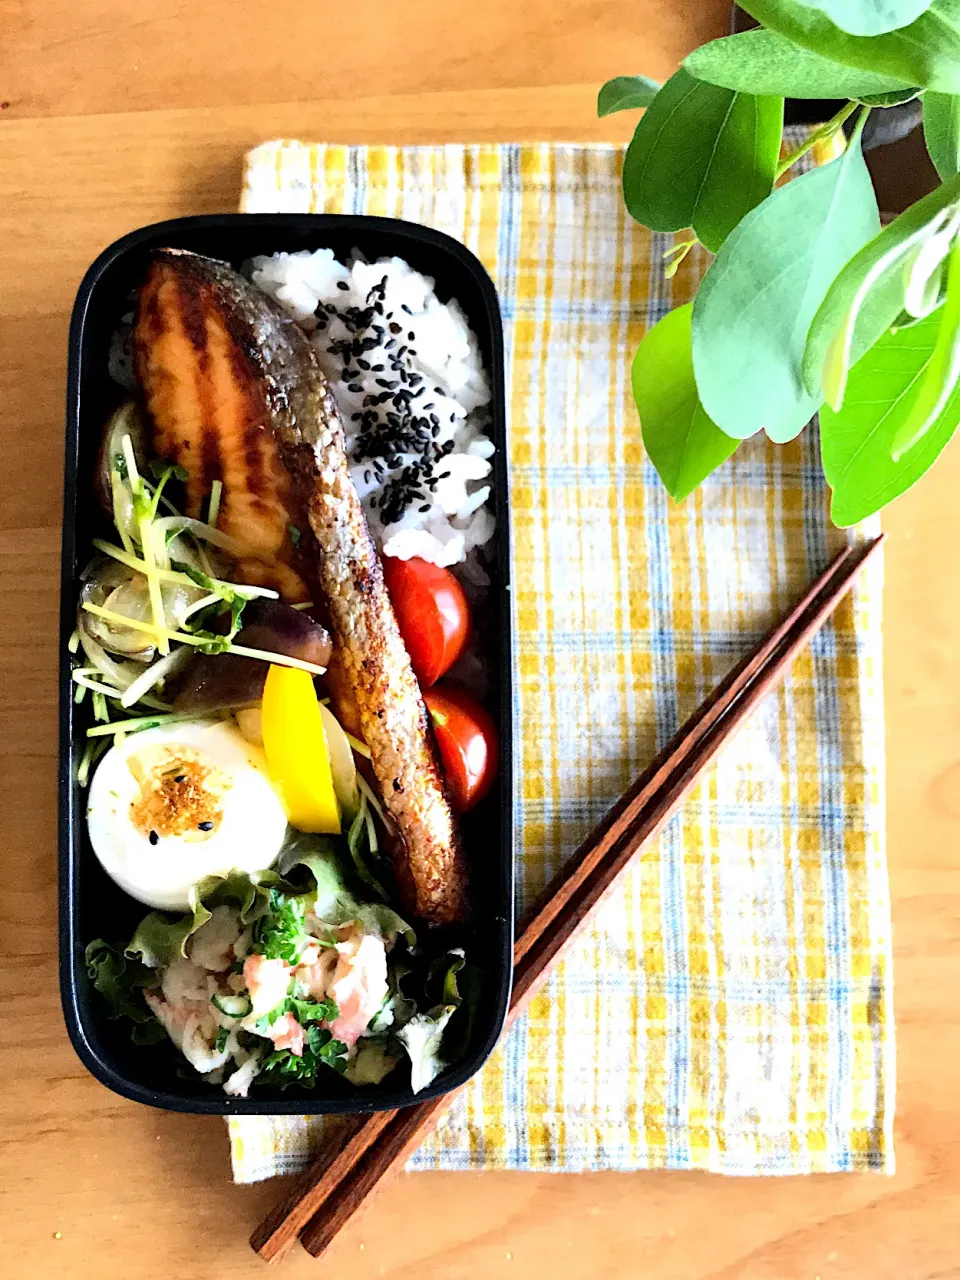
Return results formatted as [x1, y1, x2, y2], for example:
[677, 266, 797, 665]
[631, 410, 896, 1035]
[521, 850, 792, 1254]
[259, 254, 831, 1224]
[134, 249, 468, 926]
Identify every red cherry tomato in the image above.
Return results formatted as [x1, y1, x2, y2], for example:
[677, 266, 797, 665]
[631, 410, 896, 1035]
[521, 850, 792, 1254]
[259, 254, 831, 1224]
[381, 556, 471, 687]
[424, 683, 499, 811]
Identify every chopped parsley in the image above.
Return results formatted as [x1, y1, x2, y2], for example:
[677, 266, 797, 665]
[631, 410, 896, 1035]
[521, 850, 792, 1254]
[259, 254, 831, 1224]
[254, 994, 338, 1035]
[253, 889, 309, 964]
[258, 1023, 348, 1088]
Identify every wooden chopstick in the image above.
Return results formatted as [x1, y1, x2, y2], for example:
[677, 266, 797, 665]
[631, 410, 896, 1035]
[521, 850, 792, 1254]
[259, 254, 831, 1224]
[251, 534, 883, 1265]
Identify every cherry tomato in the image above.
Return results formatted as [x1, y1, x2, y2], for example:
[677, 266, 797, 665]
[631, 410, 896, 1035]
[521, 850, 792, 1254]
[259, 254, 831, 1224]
[381, 555, 471, 687]
[424, 683, 499, 811]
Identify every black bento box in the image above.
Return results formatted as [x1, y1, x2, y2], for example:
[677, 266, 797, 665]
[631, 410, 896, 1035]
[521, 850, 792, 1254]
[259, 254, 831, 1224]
[59, 215, 514, 1115]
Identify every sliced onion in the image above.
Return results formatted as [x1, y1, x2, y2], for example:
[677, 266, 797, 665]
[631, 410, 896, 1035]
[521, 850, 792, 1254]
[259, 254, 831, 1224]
[79, 556, 205, 661]
[76, 619, 137, 689]
[153, 516, 245, 557]
[94, 401, 147, 518]
[164, 583, 213, 625]
[120, 645, 192, 709]
[319, 703, 360, 820]
[235, 706, 263, 747]
[101, 578, 158, 648]
[356, 773, 391, 832]
[80, 559, 155, 660]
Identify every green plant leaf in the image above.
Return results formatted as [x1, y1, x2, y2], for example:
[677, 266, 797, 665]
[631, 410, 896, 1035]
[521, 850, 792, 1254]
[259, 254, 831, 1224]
[803, 169, 960, 401]
[742, 0, 960, 91]
[924, 91, 960, 177]
[691, 129, 879, 442]
[821, 308, 960, 523]
[597, 75, 661, 116]
[792, 0, 934, 38]
[685, 27, 915, 99]
[857, 85, 923, 104]
[622, 68, 783, 252]
[632, 304, 739, 499]
[892, 235, 960, 454]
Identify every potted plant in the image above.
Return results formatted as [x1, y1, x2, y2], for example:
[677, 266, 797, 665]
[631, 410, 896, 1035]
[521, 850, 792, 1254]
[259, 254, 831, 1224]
[602, 0, 960, 524]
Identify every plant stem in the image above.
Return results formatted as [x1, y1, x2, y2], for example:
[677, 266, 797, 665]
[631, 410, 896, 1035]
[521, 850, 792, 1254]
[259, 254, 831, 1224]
[774, 101, 859, 181]
[663, 236, 698, 279]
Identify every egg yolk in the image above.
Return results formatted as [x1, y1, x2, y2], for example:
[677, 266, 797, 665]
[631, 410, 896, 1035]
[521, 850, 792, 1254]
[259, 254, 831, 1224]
[127, 745, 230, 841]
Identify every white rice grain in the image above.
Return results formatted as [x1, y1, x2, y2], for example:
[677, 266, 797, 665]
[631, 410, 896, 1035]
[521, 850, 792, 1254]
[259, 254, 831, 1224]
[249, 250, 496, 569]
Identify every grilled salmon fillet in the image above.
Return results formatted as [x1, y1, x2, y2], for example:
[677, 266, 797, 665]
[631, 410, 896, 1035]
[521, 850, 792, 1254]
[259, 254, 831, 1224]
[134, 250, 310, 602]
[134, 249, 468, 925]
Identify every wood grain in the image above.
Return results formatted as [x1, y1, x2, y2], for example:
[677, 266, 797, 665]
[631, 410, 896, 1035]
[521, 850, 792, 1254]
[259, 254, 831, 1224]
[2, 1, 960, 1277]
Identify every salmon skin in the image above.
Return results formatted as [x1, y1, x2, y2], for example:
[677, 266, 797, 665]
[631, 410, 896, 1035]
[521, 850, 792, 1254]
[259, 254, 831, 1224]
[133, 249, 468, 926]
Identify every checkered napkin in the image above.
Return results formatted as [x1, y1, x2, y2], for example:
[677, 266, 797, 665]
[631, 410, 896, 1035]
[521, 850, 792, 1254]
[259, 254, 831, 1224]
[228, 138, 894, 1181]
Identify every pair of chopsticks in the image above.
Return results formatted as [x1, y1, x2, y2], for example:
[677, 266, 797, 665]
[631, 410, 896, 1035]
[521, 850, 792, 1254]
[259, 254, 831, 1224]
[252, 535, 884, 1264]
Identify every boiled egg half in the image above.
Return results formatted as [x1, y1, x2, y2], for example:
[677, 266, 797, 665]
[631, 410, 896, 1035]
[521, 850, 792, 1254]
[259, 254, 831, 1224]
[86, 719, 288, 910]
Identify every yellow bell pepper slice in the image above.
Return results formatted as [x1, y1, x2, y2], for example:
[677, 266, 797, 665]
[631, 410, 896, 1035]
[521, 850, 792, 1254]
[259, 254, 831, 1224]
[261, 665, 340, 834]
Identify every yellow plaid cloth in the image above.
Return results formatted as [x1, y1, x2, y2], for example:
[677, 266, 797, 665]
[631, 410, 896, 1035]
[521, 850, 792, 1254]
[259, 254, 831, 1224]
[229, 138, 893, 1181]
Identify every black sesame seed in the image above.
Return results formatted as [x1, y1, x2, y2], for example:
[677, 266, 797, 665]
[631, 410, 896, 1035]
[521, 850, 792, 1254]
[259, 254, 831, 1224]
[419, 503, 431, 513]
[423, 402, 435, 411]
[407, 330, 415, 341]
[357, 359, 371, 370]
[149, 830, 159, 846]
[198, 821, 214, 832]
[336, 280, 349, 291]
[431, 424, 440, 437]
[347, 383, 363, 393]
[401, 304, 412, 314]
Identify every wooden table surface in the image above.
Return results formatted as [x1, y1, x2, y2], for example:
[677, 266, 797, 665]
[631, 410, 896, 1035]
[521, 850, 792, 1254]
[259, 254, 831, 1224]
[3, 3, 960, 1277]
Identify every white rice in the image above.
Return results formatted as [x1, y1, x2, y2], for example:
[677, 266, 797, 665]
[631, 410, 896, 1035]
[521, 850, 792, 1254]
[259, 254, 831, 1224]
[248, 250, 496, 569]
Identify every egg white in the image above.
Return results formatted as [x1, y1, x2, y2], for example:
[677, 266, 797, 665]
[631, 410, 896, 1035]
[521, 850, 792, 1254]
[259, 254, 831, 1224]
[86, 719, 288, 910]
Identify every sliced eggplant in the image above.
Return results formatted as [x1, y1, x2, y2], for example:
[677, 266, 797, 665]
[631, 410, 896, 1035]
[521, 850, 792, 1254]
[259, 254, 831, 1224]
[172, 599, 332, 713]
